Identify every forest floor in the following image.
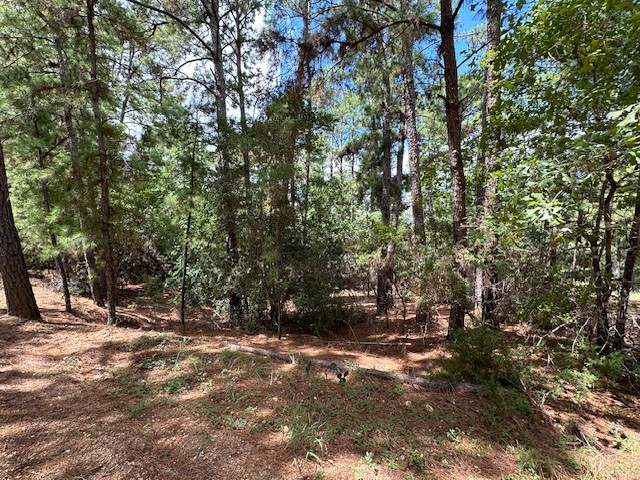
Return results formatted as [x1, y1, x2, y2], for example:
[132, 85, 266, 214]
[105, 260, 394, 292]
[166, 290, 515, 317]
[1, 277, 640, 480]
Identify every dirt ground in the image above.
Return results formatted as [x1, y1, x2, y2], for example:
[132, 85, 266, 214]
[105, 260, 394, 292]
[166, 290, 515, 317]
[1, 278, 639, 480]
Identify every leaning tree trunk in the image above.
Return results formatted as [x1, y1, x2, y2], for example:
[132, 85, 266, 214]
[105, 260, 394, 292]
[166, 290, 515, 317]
[613, 173, 640, 349]
[87, 0, 117, 325]
[0, 144, 41, 320]
[441, 0, 467, 336]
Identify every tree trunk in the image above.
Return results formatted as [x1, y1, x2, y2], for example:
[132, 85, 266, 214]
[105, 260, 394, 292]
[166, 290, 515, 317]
[590, 171, 617, 348]
[376, 65, 394, 316]
[86, 0, 117, 325]
[233, 8, 251, 191]
[180, 136, 197, 327]
[33, 113, 72, 313]
[55, 39, 106, 307]
[380, 68, 393, 227]
[0, 144, 41, 321]
[402, 26, 426, 244]
[376, 243, 395, 316]
[392, 122, 404, 229]
[480, 0, 503, 327]
[441, 0, 467, 336]
[205, 0, 242, 323]
[613, 175, 640, 349]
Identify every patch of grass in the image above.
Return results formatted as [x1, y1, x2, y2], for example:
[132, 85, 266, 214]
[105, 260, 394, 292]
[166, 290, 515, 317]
[161, 373, 199, 394]
[504, 445, 561, 480]
[283, 410, 327, 458]
[129, 398, 148, 418]
[128, 332, 170, 351]
[137, 354, 177, 370]
[195, 432, 211, 459]
[216, 350, 268, 378]
[446, 427, 462, 443]
[61, 355, 83, 370]
[200, 402, 223, 424]
[108, 368, 150, 397]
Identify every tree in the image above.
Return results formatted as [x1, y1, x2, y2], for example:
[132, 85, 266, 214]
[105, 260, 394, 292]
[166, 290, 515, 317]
[401, 0, 427, 245]
[439, 0, 467, 335]
[478, 0, 503, 327]
[86, 0, 118, 324]
[494, 0, 639, 348]
[0, 143, 41, 320]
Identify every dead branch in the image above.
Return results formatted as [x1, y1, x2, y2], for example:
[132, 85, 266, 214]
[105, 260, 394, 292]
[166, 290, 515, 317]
[327, 340, 411, 347]
[224, 343, 482, 393]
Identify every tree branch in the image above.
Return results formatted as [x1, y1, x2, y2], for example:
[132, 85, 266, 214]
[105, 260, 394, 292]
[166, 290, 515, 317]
[125, 0, 215, 58]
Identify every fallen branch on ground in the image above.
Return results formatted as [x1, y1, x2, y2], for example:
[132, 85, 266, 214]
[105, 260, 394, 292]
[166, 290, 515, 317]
[327, 340, 412, 347]
[224, 343, 482, 393]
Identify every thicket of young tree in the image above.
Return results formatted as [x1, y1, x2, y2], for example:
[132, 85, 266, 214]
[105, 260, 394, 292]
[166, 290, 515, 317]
[1, 0, 638, 354]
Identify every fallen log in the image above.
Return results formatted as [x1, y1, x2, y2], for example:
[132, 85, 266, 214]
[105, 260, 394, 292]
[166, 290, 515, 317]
[327, 341, 412, 347]
[224, 343, 482, 393]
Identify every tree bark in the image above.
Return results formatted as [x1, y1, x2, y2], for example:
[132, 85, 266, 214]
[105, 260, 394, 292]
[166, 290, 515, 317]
[377, 64, 394, 316]
[54, 34, 106, 307]
[32, 110, 72, 313]
[613, 175, 640, 349]
[402, 25, 426, 244]
[180, 135, 197, 327]
[590, 170, 617, 348]
[392, 121, 404, 229]
[86, 0, 117, 325]
[0, 144, 41, 321]
[203, 0, 242, 323]
[480, 0, 503, 327]
[440, 0, 467, 336]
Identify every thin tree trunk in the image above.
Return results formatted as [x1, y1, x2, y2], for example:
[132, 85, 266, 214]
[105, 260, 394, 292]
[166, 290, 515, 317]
[204, 0, 242, 322]
[180, 136, 197, 327]
[380, 69, 393, 227]
[233, 9, 251, 191]
[224, 343, 484, 392]
[32, 111, 72, 313]
[590, 170, 617, 348]
[0, 144, 41, 321]
[441, 0, 467, 336]
[55, 38, 106, 307]
[613, 175, 640, 349]
[402, 26, 426, 244]
[86, 0, 117, 325]
[377, 65, 394, 316]
[480, 0, 502, 327]
[392, 122, 404, 229]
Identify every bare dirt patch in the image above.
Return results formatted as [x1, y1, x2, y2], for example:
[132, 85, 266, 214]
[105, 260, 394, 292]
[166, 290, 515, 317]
[1, 278, 639, 479]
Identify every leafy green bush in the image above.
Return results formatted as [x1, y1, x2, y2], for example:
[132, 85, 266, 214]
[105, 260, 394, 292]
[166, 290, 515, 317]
[587, 351, 640, 388]
[439, 326, 525, 387]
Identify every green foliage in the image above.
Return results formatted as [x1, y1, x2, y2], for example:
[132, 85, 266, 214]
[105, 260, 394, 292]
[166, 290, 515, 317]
[127, 333, 170, 352]
[439, 326, 525, 387]
[446, 427, 462, 443]
[283, 410, 327, 458]
[587, 351, 640, 388]
[438, 327, 533, 434]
